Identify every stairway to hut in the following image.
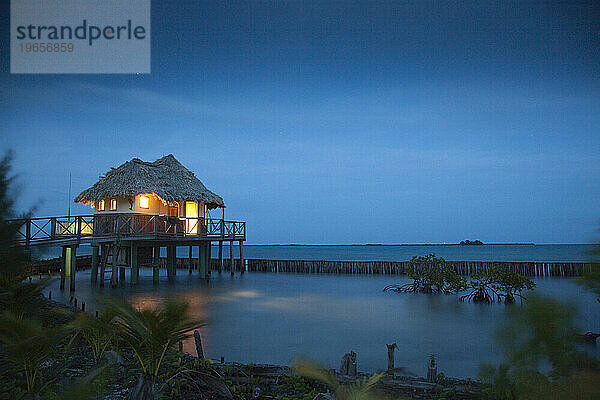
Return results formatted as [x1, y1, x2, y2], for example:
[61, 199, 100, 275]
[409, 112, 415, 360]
[98, 242, 130, 287]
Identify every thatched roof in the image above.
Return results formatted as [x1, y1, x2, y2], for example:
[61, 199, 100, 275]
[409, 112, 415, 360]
[74, 154, 224, 209]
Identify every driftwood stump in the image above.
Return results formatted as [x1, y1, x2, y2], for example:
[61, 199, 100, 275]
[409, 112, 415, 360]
[194, 330, 204, 359]
[582, 331, 600, 344]
[386, 343, 397, 372]
[339, 351, 357, 376]
[427, 354, 437, 383]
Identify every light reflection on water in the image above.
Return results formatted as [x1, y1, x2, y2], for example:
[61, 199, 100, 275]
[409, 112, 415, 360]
[43, 270, 599, 378]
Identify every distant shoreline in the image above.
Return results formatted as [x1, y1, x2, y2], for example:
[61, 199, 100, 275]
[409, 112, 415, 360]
[245, 243, 542, 246]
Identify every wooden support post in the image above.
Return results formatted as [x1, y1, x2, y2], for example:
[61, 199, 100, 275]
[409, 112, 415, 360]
[136, 249, 140, 280]
[25, 219, 31, 248]
[91, 245, 99, 284]
[60, 246, 67, 290]
[99, 245, 107, 287]
[167, 245, 175, 281]
[173, 246, 177, 276]
[239, 241, 244, 274]
[198, 242, 204, 279]
[119, 246, 127, 282]
[111, 245, 120, 288]
[188, 245, 193, 274]
[99, 245, 106, 288]
[153, 246, 160, 283]
[205, 242, 210, 278]
[198, 243, 206, 279]
[206, 242, 211, 275]
[219, 207, 224, 273]
[131, 244, 138, 285]
[218, 241, 223, 273]
[229, 240, 234, 275]
[69, 245, 77, 292]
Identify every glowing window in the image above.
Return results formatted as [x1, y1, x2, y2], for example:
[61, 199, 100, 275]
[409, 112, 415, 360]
[97, 200, 105, 211]
[185, 201, 198, 234]
[109, 198, 117, 211]
[139, 195, 149, 209]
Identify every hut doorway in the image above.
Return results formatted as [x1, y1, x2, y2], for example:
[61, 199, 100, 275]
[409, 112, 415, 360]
[185, 201, 198, 234]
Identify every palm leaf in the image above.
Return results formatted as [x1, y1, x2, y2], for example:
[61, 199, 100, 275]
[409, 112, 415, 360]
[293, 359, 388, 400]
[102, 296, 205, 377]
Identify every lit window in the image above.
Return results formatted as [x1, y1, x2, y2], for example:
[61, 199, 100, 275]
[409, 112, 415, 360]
[109, 198, 117, 211]
[139, 195, 149, 209]
[97, 200, 105, 211]
[185, 201, 198, 234]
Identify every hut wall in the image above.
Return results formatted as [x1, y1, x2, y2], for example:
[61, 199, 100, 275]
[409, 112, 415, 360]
[133, 194, 168, 215]
[94, 196, 136, 214]
[91, 195, 206, 218]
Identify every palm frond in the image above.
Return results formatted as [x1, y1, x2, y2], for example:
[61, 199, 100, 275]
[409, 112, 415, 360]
[102, 296, 204, 377]
[294, 359, 389, 400]
[293, 358, 340, 389]
[0, 312, 68, 393]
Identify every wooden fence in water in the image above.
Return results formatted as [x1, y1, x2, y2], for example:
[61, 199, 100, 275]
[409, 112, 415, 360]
[244, 259, 592, 277]
[34, 256, 593, 278]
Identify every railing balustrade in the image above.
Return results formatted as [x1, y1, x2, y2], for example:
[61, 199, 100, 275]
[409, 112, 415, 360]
[8, 213, 246, 245]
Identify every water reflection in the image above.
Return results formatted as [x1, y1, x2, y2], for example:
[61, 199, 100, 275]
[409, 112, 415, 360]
[43, 270, 599, 378]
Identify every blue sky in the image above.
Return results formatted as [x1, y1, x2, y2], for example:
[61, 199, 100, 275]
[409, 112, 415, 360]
[1, 1, 599, 244]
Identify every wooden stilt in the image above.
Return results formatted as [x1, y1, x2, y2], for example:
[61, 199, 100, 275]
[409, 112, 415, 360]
[153, 246, 160, 283]
[69, 245, 77, 292]
[188, 245, 193, 274]
[99, 245, 106, 288]
[167, 245, 175, 281]
[229, 240, 234, 275]
[173, 245, 177, 276]
[119, 266, 125, 282]
[219, 206, 224, 273]
[119, 246, 127, 282]
[60, 246, 67, 290]
[218, 241, 223, 273]
[111, 244, 121, 288]
[239, 241, 244, 274]
[198, 243, 206, 279]
[136, 249, 140, 280]
[131, 244, 138, 285]
[91, 245, 99, 284]
[205, 242, 212, 278]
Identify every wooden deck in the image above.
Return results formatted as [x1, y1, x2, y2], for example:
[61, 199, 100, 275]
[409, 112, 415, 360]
[11, 213, 246, 291]
[10, 213, 246, 247]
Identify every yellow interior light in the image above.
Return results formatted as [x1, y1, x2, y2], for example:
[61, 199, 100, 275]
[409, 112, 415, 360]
[185, 201, 198, 234]
[139, 195, 149, 209]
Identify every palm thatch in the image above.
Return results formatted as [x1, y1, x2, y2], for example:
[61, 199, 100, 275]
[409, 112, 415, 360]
[74, 154, 224, 209]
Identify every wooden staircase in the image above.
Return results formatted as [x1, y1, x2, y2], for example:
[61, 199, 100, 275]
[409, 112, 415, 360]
[99, 242, 125, 287]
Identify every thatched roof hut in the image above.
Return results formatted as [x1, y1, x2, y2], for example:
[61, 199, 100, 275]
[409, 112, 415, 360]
[74, 154, 224, 209]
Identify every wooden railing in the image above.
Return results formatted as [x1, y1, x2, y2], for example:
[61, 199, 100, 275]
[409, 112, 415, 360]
[9, 214, 246, 246]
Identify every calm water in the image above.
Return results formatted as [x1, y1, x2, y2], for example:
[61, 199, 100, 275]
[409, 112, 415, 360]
[37, 244, 594, 262]
[44, 270, 599, 379]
